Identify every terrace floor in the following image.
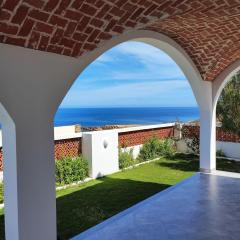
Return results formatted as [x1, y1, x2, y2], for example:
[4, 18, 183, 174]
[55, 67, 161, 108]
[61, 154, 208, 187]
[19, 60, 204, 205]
[72, 172, 240, 240]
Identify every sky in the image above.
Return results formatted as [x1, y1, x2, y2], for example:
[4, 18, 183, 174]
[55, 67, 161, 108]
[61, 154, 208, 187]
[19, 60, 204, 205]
[60, 41, 197, 108]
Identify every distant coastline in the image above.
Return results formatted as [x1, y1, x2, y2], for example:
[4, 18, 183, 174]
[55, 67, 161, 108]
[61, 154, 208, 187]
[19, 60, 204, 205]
[54, 107, 199, 127]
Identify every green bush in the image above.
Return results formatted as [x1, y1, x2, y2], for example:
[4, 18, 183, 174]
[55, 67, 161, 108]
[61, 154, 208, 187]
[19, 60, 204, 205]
[56, 156, 89, 185]
[119, 148, 135, 169]
[138, 137, 176, 162]
[0, 183, 3, 204]
[138, 137, 161, 162]
[160, 138, 176, 158]
[216, 149, 226, 157]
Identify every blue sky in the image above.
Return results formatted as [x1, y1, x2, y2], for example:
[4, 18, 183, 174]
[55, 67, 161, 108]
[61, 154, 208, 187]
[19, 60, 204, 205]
[60, 41, 197, 108]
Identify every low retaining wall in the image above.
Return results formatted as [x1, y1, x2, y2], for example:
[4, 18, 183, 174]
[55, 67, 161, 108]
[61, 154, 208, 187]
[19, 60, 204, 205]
[216, 141, 240, 160]
[0, 123, 240, 174]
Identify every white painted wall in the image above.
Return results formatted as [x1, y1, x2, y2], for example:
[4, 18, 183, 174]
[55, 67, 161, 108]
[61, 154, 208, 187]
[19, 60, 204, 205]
[124, 145, 142, 159]
[54, 125, 82, 140]
[176, 139, 193, 153]
[0, 130, 2, 147]
[217, 141, 240, 160]
[82, 130, 119, 179]
[116, 123, 175, 133]
[177, 138, 240, 161]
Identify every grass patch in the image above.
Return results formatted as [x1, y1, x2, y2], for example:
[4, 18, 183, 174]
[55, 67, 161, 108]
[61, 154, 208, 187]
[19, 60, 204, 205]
[56, 156, 195, 239]
[0, 154, 240, 239]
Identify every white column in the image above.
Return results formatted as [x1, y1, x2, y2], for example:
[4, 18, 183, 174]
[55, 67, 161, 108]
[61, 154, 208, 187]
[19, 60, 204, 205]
[0, 43, 81, 240]
[199, 82, 216, 172]
[2, 115, 56, 240]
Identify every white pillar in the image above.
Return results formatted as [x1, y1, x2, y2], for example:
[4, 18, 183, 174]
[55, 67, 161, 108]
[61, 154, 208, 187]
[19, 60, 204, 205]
[82, 131, 119, 178]
[2, 115, 56, 240]
[0, 43, 81, 240]
[199, 82, 216, 173]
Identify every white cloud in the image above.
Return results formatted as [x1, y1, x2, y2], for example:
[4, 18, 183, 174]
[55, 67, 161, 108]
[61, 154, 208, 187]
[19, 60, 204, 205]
[62, 80, 197, 107]
[82, 41, 185, 82]
[61, 41, 196, 108]
[115, 41, 174, 68]
[94, 54, 115, 64]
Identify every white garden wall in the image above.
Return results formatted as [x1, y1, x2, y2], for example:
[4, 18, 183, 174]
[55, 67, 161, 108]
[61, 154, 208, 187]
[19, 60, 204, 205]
[82, 130, 119, 179]
[217, 141, 240, 160]
[176, 139, 240, 161]
[124, 145, 142, 159]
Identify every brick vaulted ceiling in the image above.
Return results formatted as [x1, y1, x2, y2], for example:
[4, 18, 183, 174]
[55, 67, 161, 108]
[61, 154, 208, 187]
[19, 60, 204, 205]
[0, 0, 240, 81]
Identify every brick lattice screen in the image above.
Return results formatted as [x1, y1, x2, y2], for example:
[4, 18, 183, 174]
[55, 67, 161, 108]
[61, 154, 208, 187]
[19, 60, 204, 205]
[118, 127, 174, 147]
[183, 125, 240, 143]
[1, 0, 240, 81]
[54, 137, 82, 160]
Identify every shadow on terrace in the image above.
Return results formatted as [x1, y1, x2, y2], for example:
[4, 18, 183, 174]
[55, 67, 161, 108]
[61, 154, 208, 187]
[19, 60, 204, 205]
[158, 153, 240, 173]
[0, 177, 171, 240]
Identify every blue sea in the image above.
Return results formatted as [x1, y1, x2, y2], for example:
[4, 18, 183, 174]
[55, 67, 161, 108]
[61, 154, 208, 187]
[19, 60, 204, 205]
[54, 107, 199, 127]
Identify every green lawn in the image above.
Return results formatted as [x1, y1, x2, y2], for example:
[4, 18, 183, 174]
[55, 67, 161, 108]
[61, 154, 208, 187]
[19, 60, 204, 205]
[0, 155, 240, 239]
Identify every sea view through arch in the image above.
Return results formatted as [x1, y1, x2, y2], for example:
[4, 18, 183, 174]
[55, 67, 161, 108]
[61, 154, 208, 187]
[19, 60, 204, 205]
[54, 107, 199, 127]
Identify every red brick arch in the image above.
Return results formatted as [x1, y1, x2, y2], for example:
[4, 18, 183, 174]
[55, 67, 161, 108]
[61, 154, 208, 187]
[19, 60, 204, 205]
[0, 0, 240, 81]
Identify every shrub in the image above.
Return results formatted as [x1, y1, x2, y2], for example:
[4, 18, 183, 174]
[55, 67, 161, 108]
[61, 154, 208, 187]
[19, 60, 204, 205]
[138, 137, 176, 162]
[0, 183, 3, 204]
[160, 138, 176, 158]
[56, 156, 89, 185]
[138, 137, 161, 162]
[216, 149, 226, 157]
[119, 148, 135, 169]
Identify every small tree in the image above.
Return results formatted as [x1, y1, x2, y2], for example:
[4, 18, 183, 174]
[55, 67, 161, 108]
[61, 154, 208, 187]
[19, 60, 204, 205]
[217, 72, 240, 135]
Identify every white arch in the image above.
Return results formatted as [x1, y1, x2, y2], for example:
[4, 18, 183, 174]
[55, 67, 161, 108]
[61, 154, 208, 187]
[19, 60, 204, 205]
[56, 30, 210, 112]
[58, 29, 215, 173]
[0, 103, 19, 240]
[213, 59, 240, 111]
[0, 29, 216, 240]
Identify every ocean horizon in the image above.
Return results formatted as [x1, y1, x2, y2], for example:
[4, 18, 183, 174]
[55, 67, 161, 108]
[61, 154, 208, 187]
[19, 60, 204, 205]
[54, 107, 199, 127]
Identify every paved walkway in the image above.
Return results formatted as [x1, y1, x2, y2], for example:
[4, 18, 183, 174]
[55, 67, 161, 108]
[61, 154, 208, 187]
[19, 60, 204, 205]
[72, 173, 240, 240]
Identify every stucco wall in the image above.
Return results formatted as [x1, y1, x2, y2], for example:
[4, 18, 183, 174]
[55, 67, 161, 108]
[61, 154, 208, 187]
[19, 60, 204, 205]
[82, 130, 119, 178]
[216, 141, 240, 160]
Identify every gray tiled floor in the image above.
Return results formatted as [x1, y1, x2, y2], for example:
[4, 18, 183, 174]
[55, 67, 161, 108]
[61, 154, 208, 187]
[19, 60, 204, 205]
[72, 173, 240, 240]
